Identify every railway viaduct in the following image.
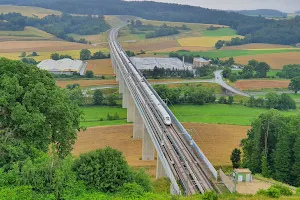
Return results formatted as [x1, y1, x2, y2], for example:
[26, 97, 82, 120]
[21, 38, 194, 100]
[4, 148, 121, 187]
[109, 26, 220, 195]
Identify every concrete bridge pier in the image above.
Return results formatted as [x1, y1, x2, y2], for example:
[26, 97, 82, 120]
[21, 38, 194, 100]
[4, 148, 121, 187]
[122, 85, 129, 108]
[133, 105, 143, 139]
[111, 54, 116, 73]
[119, 76, 124, 94]
[116, 66, 120, 82]
[127, 94, 134, 122]
[142, 125, 155, 160]
[156, 155, 166, 179]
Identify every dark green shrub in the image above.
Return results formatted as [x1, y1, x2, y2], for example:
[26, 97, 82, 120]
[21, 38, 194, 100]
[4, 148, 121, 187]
[119, 182, 144, 199]
[271, 185, 292, 196]
[202, 191, 218, 200]
[133, 168, 153, 192]
[266, 187, 280, 198]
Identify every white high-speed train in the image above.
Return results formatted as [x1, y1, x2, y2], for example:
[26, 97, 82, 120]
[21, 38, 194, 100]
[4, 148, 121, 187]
[111, 39, 172, 125]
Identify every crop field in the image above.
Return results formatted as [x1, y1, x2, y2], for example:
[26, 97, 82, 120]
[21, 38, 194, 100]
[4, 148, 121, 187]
[56, 79, 118, 88]
[85, 59, 114, 75]
[0, 5, 61, 18]
[0, 40, 96, 53]
[222, 43, 293, 50]
[226, 51, 300, 69]
[1, 48, 108, 61]
[177, 36, 243, 47]
[72, 123, 248, 175]
[234, 80, 290, 91]
[203, 27, 237, 37]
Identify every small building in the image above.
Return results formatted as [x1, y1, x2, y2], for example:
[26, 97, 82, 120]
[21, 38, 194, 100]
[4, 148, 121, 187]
[234, 168, 252, 183]
[37, 58, 87, 75]
[193, 58, 211, 67]
[296, 43, 300, 48]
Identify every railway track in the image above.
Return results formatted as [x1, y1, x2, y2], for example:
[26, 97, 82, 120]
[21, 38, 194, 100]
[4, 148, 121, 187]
[109, 26, 217, 195]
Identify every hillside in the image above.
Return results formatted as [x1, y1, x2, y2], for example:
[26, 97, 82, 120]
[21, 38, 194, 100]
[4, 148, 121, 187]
[234, 9, 287, 17]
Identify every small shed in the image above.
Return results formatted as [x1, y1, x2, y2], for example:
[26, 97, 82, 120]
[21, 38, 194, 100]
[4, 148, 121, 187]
[234, 168, 252, 182]
[193, 58, 211, 67]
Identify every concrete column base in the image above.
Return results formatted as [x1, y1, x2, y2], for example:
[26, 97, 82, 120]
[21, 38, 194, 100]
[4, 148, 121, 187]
[142, 125, 155, 160]
[156, 155, 166, 179]
[127, 94, 134, 122]
[122, 85, 128, 108]
[133, 106, 143, 139]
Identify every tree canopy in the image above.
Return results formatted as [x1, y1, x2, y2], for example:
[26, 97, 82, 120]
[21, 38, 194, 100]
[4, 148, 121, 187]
[0, 58, 82, 158]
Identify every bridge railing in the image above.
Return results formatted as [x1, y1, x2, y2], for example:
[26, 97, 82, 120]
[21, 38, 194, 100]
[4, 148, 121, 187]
[144, 81, 218, 180]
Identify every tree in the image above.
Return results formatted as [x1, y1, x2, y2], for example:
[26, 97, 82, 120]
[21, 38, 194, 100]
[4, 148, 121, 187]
[255, 62, 270, 78]
[73, 147, 134, 192]
[0, 58, 81, 158]
[292, 135, 300, 186]
[20, 52, 26, 57]
[215, 40, 225, 49]
[230, 148, 241, 168]
[228, 96, 234, 105]
[21, 58, 37, 65]
[50, 53, 60, 60]
[265, 92, 279, 109]
[289, 76, 300, 94]
[248, 59, 259, 68]
[229, 73, 238, 82]
[80, 49, 91, 60]
[240, 65, 254, 79]
[222, 67, 232, 78]
[93, 89, 104, 105]
[106, 94, 118, 106]
[31, 52, 38, 57]
[85, 70, 94, 78]
[277, 93, 296, 110]
[67, 85, 85, 106]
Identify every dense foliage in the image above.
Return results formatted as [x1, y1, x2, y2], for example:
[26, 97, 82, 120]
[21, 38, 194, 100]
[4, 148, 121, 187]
[242, 110, 300, 186]
[0, 12, 25, 30]
[1, 12, 110, 42]
[278, 64, 300, 79]
[143, 66, 194, 79]
[289, 77, 300, 94]
[246, 93, 296, 110]
[7, 0, 300, 45]
[129, 20, 186, 39]
[153, 84, 216, 105]
[0, 58, 82, 158]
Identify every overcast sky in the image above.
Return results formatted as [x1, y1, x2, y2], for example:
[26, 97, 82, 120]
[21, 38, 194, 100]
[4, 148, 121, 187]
[138, 0, 299, 12]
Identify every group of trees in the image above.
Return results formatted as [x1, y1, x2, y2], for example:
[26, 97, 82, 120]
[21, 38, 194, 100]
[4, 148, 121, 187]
[80, 49, 110, 60]
[154, 84, 216, 105]
[2, 12, 110, 43]
[129, 20, 184, 39]
[50, 52, 73, 60]
[0, 12, 25, 30]
[247, 92, 296, 110]
[143, 66, 194, 79]
[66, 84, 119, 107]
[238, 60, 270, 79]
[277, 64, 300, 79]
[242, 110, 300, 186]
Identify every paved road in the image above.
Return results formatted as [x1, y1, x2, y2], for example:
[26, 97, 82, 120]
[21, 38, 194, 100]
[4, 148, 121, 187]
[214, 70, 251, 97]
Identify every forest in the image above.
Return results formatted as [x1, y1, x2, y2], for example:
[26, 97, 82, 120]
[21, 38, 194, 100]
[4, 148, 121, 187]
[0, 12, 26, 30]
[4, 0, 300, 45]
[233, 9, 287, 18]
[242, 110, 300, 187]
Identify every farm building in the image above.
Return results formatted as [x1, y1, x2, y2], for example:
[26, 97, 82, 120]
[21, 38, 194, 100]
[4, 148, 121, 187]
[129, 57, 192, 71]
[193, 57, 211, 67]
[37, 58, 87, 75]
[234, 168, 252, 183]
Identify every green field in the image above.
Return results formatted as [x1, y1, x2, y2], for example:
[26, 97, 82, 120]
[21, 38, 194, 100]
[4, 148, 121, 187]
[203, 27, 237, 37]
[267, 69, 281, 77]
[159, 48, 300, 58]
[0, 26, 56, 39]
[80, 104, 298, 127]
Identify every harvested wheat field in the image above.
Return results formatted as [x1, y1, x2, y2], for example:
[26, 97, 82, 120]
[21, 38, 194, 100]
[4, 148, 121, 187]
[222, 43, 292, 50]
[178, 36, 243, 47]
[152, 46, 214, 53]
[234, 80, 290, 91]
[56, 79, 117, 88]
[86, 59, 114, 75]
[227, 52, 300, 69]
[122, 40, 179, 51]
[72, 123, 248, 176]
[0, 41, 93, 53]
[0, 5, 61, 18]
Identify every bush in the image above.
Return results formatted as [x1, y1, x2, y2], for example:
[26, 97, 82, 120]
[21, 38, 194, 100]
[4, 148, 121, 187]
[296, 188, 300, 196]
[266, 187, 281, 198]
[202, 191, 218, 200]
[271, 185, 292, 196]
[119, 182, 145, 199]
[152, 178, 170, 194]
[256, 189, 268, 195]
[133, 168, 153, 192]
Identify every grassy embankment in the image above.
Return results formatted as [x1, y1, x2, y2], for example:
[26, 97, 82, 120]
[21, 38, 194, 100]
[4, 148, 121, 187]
[79, 104, 298, 127]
